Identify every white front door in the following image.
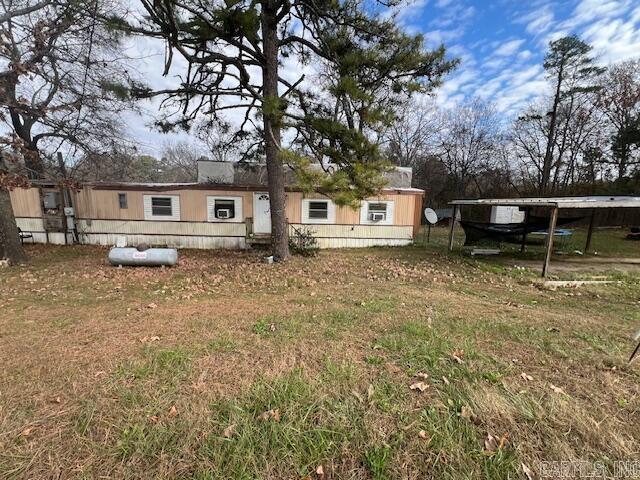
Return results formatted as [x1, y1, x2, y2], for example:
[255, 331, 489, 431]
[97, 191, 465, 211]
[253, 192, 271, 234]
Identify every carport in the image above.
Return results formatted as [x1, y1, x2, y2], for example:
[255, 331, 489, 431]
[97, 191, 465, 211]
[447, 196, 640, 277]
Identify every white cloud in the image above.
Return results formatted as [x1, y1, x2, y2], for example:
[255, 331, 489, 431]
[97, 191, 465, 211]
[515, 4, 555, 35]
[494, 39, 526, 57]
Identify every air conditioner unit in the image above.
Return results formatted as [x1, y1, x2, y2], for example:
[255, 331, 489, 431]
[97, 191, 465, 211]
[369, 212, 386, 222]
[216, 209, 232, 219]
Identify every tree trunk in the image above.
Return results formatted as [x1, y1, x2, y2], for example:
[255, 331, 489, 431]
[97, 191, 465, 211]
[261, 0, 289, 261]
[0, 188, 27, 263]
[541, 65, 564, 195]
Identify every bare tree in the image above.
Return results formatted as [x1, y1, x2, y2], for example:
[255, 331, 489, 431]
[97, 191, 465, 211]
[0, 0, 137, 262]
[597, 59, 640, 179]
[385, 98, 442, 168]
[0, 0, 137, 175]
[160, 141, 207, 182]
[438, 98, 500, 198]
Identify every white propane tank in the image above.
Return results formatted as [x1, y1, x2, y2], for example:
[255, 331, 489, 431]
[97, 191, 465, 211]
[108, 247, 178, 267]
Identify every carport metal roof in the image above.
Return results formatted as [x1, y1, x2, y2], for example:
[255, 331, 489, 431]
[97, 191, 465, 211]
[449, 196, 640, 209]
[447, 196, 640, 277]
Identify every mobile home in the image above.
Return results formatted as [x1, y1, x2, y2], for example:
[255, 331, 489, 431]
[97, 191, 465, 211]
[10, 162, 424, 249]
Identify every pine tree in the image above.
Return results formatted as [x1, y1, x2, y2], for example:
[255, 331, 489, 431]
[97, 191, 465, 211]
[540, 35, 604, 195]
[117, 0, 457, 260]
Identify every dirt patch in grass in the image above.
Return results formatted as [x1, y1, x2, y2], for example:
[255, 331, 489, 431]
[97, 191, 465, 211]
[1, 244, 640, 478]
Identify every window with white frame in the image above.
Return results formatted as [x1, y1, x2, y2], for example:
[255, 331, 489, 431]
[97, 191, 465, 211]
[143, 195, 180, 221]
[302, 199, 335, 224]
[360, 200, 394, 225]
[207, 196, 243, 222]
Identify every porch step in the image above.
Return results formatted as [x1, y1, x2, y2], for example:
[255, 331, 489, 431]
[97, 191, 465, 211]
[247, 235, 272, 246]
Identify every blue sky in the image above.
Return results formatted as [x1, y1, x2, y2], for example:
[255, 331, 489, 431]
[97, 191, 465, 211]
[415, 0, 640, 114]
[128, 0, 640, 156]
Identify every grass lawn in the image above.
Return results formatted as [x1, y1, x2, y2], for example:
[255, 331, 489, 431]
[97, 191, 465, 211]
[1, 242, 640, 479]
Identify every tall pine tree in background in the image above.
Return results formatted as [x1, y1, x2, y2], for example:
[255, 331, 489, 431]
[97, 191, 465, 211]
[540, 35, 604, 195]
[116, 0, 456, 260]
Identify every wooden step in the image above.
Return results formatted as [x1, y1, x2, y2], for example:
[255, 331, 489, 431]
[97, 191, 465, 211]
[247, 235, 272, 246]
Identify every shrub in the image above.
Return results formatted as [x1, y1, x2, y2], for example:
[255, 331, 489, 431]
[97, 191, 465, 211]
[289, 226, 319, 257]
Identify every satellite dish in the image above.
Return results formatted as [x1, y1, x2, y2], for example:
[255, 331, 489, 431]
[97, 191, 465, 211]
[424, 208, 438, 225]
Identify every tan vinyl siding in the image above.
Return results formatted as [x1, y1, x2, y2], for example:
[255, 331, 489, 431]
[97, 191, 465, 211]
[75, 188, 254, 222]
[285, 192, 303, 223]
[336, 205, 360, 224]
[379, 193, 416, 226]
[413, 194, 423, 235]
[9, 187, 41, 217]
[71, 186, 421, 235]
[74, 189, 144, 220]
[291, 191, 419, 227]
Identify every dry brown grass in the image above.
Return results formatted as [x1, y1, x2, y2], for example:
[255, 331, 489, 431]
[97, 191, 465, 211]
[1, 244, 639, 479]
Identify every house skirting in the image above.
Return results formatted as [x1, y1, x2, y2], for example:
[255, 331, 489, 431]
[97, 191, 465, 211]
[15, 218, 414, 250]
[288, 224, 413, 248]
[15, 217, 68, 245]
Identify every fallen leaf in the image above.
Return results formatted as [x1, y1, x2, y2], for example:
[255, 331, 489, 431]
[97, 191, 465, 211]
[168, 405, 178, 417]
[483, 432, 498, 454]
[498, 433, 509, 449]
[550, 384, 566, 395]
[415, 372, 429, 380]
[367, 384, 374, 401]
[409, 382, 429, 392]
[522, 462, 534, 480]
[315, 465, 325, 477]
[460, 405, 477, 422]
[223, 424, 236, 438]
[148, 415, 159, 423]
[352, 390, 364, 403]
[259, 409, 281, 422]
[520, 372, 533, 382]
[20, 426, 35, 437]
[418, 430, 430, 440]
[451, 349, 465, 364]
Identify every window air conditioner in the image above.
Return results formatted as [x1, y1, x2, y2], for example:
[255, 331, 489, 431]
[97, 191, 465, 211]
[216, 209, 232, 219]
[369, 212, 386, 222]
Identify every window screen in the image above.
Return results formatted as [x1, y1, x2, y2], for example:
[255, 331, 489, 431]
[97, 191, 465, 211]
[368, 203, 387, 213]
[118, 193, 128, 209]
[151, 197, 173, 216]
[214, 199, 235, 219]
[308, 201, 328, 219]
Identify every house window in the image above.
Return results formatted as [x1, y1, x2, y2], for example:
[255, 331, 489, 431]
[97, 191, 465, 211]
[144, 195, 180, 221]
[118, 193, 128, 209]
[368, 203, 387, 221]
[302, 198, 335, 224]
[214, 199, 235, 219]
[360, 200, 394, 225]
[308, 201, 328, 219]
[207, 196, 243, 222]
[151, 197, 173, 216]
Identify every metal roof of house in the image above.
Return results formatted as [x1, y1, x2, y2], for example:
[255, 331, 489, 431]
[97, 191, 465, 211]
[73, 181, 424, 195]
[449, 196, 640, 209]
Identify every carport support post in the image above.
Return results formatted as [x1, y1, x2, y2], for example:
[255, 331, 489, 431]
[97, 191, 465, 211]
[448, 204, 459, 252]
[584, 209, 596, 254]
[542, 207, 559, 278]
[520, 207, 530, 253]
